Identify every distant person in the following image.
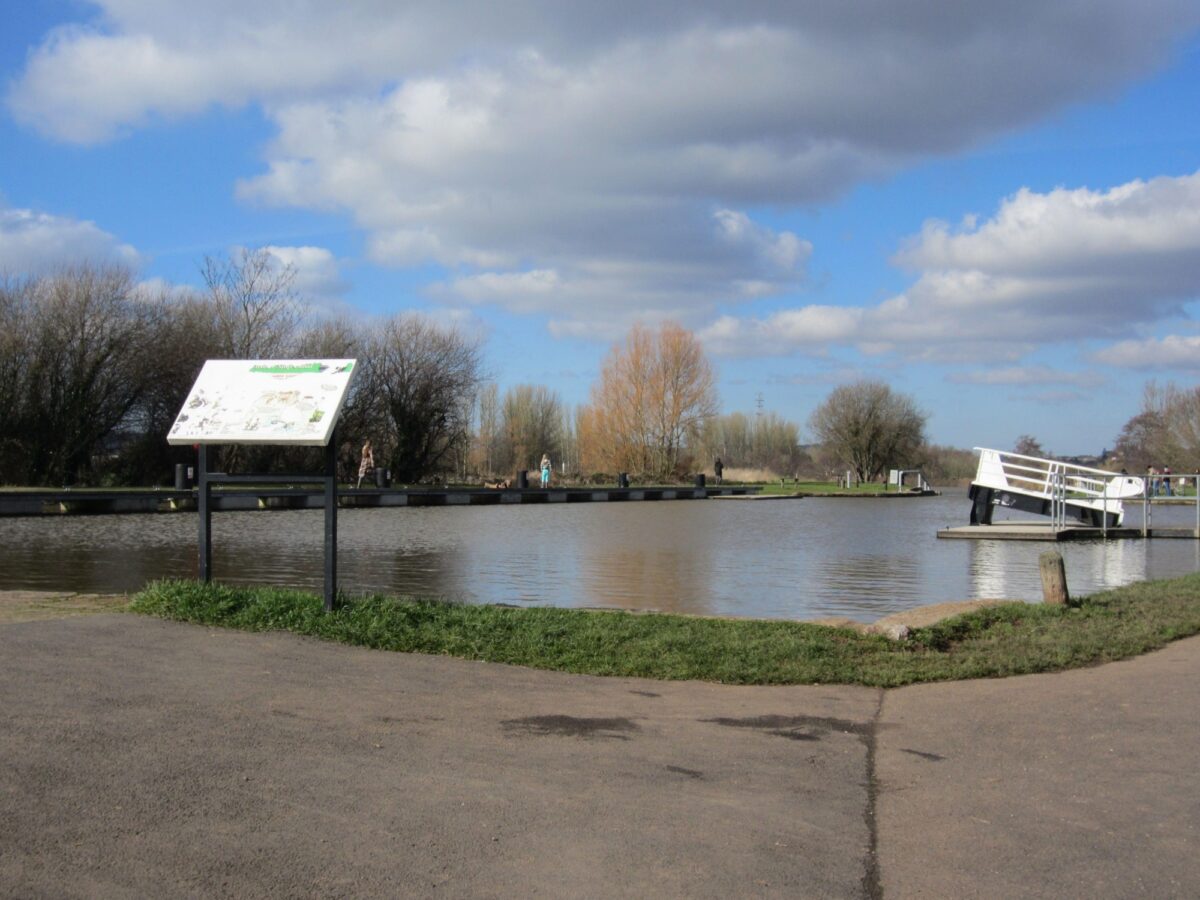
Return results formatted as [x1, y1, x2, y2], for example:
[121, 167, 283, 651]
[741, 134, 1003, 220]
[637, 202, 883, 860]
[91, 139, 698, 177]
[357, 439, 375, 489]
[1148, 465, 1158, 496]
[1163, 465, 1173, 496]
[540, 453, 552, 488]
[713, 457, 724, 485]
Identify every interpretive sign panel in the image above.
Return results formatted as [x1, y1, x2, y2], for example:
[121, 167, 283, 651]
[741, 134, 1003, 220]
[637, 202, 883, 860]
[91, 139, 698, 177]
[167, 359, 356, 446]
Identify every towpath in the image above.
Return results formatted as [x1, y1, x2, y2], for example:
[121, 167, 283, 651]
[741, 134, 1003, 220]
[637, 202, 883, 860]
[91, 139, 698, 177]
[1, 600, 1196, 897]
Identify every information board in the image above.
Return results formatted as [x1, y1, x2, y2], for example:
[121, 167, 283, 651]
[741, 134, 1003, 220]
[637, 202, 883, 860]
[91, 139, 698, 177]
[167, 359, 356, 446]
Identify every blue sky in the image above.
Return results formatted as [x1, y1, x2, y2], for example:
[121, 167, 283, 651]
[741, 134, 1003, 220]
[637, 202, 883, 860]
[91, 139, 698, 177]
[3, 2, 1200, 456]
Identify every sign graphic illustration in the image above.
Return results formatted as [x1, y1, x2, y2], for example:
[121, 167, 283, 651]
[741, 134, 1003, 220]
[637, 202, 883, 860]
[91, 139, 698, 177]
[167, 359, 356, 446]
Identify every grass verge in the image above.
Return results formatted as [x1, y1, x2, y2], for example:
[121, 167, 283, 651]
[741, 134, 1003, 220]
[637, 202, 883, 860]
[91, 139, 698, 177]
[128, 574, 1200, 687]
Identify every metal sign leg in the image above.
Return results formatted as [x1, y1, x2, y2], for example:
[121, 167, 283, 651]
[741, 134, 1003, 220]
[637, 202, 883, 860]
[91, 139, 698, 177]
[324, 431, 338, 611]
[198, 445, 212, 582]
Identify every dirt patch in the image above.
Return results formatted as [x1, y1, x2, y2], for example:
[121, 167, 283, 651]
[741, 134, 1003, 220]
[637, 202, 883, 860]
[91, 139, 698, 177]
[0, 591, 129, 625]
[811, 600, 1021, 636]
[870, 599, 1018, 631]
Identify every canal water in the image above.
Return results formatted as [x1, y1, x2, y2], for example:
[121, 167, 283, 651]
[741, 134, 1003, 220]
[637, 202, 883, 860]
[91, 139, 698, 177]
[2, 490, 1198, 621]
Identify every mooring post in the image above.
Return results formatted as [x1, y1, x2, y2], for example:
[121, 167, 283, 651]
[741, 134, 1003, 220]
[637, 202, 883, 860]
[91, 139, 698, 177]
[1039, 550, 1069, 605]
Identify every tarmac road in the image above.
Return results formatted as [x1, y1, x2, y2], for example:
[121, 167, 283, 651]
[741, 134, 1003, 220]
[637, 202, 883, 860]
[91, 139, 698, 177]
[1, 609, 1198, 898]
[877, 635, 1200, 898]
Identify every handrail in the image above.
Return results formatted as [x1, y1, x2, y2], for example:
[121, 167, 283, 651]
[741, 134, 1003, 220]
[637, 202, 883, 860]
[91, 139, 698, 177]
[972, 448, 1146, 527]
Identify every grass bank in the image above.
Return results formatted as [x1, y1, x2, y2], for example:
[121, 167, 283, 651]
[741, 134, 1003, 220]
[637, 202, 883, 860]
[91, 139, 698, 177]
[128, 574, 1200, 687]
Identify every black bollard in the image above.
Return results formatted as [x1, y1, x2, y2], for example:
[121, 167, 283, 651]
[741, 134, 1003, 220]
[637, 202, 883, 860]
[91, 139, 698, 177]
[618, 472, 630, 488]
[517, 470, 528, 489]
[174, 463, 186, 490]
[374, 466, 387, 488]
[695, 473, 706, 488]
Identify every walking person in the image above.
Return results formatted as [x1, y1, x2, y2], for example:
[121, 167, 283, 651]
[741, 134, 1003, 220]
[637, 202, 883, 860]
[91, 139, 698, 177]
[1164, 465, 1173, 496]
[713, 456, 724, 485]
[357, 439, 375, 489]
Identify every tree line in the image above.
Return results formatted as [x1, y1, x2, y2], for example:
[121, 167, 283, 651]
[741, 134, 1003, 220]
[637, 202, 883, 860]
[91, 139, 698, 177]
[1, 256, 953, 487]
[0, 255, 486, 486]
[1111, 381, 1200, 473]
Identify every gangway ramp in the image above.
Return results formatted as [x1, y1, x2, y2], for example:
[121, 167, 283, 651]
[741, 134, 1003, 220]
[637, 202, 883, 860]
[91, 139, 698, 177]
[967, 448, 1143, 529]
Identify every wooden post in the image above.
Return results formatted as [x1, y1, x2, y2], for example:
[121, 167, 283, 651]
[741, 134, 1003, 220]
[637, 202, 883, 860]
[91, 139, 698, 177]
[1039, 550, 1070, 605]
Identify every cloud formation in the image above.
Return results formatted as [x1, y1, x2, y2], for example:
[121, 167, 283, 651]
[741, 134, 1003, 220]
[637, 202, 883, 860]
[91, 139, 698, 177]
[260, 245, 346, 302]
[0, 205, 140, 274]
[946, 366, 1105, 387]
[8, 1, 1197, 331]
[1093, 334, 1200, 370]
[703, 170, 1200, 359]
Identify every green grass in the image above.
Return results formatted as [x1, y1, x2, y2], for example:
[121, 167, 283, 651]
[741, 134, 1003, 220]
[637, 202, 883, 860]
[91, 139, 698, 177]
[127, 573, 1200, 687]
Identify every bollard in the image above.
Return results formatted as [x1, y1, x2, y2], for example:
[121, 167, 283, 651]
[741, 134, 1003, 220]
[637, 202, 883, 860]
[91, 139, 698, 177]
[517, 470, 528, 489]
[174, 463, 186, 490]
[618, 472, 629, 488]
[695, 473, 706, 488]
[1039, 550, 1070, 605]
[374, 466, 387, 488]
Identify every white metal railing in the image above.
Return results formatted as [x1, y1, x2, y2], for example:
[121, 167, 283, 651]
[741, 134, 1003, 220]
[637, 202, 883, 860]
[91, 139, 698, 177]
[973, 448, 1146, 527]
[1140, 473, 1200, 538]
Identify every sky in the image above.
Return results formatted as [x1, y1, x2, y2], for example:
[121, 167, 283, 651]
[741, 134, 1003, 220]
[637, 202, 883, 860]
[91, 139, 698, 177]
[2, 1, 1200, 456]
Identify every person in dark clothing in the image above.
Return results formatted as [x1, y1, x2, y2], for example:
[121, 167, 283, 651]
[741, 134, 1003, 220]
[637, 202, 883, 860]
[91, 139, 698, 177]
[713, 457, 724, 485]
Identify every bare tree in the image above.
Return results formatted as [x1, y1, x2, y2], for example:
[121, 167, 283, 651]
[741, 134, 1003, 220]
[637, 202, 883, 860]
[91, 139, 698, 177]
[498, 384, 565, 475]
[472, 382, 501, 477]
[809, 380, 926, 483]
[697, 410, 804, 476]
[579, 322, 717, 478]
[1113, 380, 1200, 472]
[0, 277, 34, 481]
[110, 287, 220, 483]
[357, 315, 483, 483]
[1012, 434, 1046, 458]
[201, 247, 300, 358]
[0, 266, 158, 485]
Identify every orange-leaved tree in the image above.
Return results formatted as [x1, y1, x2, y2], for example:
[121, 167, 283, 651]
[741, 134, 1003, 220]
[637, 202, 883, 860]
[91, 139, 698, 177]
[579, 322, 717, 479]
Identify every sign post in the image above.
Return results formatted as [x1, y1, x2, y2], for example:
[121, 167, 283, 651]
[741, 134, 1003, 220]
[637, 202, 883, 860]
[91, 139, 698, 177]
[168, 360, 357, 611]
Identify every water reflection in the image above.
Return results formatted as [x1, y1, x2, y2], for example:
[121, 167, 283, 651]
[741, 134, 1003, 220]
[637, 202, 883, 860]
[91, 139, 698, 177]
[575, 504, 717, 614]
[1, 491, 1198, 621]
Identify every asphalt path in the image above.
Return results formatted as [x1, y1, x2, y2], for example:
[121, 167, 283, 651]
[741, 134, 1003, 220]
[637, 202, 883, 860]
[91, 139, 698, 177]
[2, 612, 1197, 898]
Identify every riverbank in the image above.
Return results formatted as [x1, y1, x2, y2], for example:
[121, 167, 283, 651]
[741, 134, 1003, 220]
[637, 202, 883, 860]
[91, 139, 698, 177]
[0, 590, 128, 625]
[126, 573, 1200, 687]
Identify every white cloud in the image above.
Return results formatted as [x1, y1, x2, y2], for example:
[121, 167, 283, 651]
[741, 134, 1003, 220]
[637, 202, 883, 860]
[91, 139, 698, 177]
[7, 1, 1197, 330]
[703, 169, 1200, 358]
[946, 366, 1105, 387]
[260, 245, 346, 302]
[0, 206, 140, 274]
[1092, 335, 1200, 370]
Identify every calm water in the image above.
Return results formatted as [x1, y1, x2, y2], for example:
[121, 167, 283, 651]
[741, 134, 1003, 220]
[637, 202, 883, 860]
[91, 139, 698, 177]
[2, 490, 1198, 621]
